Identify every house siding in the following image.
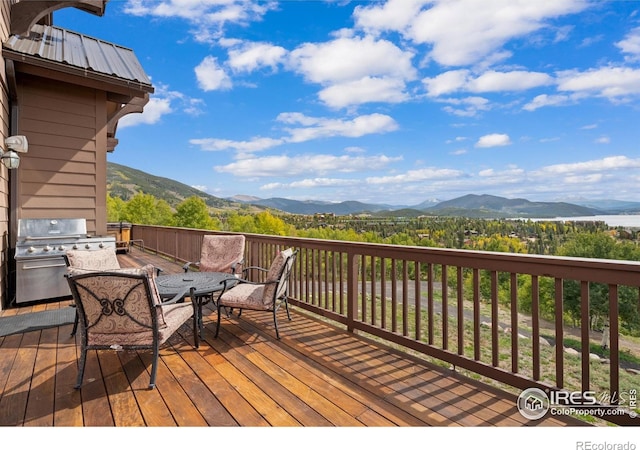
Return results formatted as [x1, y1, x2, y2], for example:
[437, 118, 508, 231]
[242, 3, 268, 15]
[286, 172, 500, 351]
[15, 74, 107, 237]
[0, 2, 12, 310]
[0, 1, 149, 309]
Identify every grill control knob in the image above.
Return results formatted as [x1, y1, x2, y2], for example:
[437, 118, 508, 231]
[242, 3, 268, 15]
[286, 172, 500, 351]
[43, 245, 51, 252]
[99, 242, 105, 248]
[84, 243, 91, 249]
[28, 246, 35, 253]
[58, 245, 66, 251]
[72, 244, 79, 250]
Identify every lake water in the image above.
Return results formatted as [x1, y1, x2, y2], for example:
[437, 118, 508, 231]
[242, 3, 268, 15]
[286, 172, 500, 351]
[527, 215, 640, 227]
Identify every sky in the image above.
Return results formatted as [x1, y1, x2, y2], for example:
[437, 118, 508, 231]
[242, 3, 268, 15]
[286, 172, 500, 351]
[53, 0, 640, 207]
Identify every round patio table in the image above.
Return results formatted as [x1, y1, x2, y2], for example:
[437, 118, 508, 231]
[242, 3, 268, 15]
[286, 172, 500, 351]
[155, 271, 238, 339]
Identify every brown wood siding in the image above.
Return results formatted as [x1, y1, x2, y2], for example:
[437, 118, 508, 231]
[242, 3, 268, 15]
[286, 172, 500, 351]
[15, 74, 107, 236]
[0, 1, 11, 310]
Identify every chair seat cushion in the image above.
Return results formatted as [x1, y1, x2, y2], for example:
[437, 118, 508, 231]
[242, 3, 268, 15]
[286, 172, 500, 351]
[219, 283, 271, 310]
[89, 303, 193, 346]
[158, 302, 195, 343]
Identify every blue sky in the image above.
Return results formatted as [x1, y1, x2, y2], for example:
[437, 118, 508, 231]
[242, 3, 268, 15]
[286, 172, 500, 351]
[54, 0, 640, 206]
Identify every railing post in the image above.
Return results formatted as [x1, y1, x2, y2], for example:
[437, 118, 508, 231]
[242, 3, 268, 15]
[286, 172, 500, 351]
[347, 251, 358, 333]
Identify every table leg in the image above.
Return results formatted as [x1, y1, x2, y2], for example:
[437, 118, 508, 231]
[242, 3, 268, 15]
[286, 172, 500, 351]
[198, 296, 204, 336]
[190, 287, 199, 348]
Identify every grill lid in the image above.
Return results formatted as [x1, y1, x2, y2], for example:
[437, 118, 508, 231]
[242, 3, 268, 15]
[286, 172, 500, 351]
[17, 218, 87, 241]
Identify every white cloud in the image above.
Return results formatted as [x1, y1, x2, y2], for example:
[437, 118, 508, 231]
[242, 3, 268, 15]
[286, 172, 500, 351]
[423, 70, 470, 96]
[564, 173, 603, 184]
[366, 167, 463, 185]
[616, 27, 640, 62]
[424, 69, 553, 98]
[262, 178, 360, 190]
[354, 0, 425, 33]
[287, 35, 415, 107]
[468, 70, 553, 92]
[118, 97, 171, 128]
[595, 136, 610, 145]
[523, 93, 572, 111]
[227, 42, 287, 73]
[478, 166, 525, 184]
[535, 156, 640, 175]
[475, 133, 512, 148]
[183, 98, 206, 116]
[190, 137, 283, 153]
[318, 77, 409, 108]
[215, 154, 401, 177]
[124, 0, 277, 42]
[356, 0, 589, 66]
[190, 113, 399, 155]
[556, 66, 640, 99]
[195, 56, 232, 91]
[118, 83, 206, 127]
[277, 113, 399, 142]
[289, 35, 415, 84]
[441, 96, 491, 117]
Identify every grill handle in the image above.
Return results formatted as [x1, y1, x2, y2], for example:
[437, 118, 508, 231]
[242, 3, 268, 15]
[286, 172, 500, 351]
[21, 234, 83, 241]
[20, 261, 67, 270]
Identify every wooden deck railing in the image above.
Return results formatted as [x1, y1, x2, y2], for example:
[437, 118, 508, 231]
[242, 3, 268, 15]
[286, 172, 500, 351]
[132, 224, 640, 425]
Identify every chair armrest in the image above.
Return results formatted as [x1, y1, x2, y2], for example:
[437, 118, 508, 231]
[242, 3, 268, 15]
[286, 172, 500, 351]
[182, 261, 200, 272]
[240, 266, 269, 277]
[223, 278, 276, 288]
[230, 258, 245, 274]
[157, 287, 191, 305]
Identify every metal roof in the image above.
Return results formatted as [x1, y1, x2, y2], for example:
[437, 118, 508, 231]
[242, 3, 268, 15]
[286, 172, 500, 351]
[3, 24, 153, 91]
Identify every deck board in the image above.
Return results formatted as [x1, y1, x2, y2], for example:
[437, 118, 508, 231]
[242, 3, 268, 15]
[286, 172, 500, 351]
[0, 247, 589, 428]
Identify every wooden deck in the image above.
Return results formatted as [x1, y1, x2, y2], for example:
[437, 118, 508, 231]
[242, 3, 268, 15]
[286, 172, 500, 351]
[0, 247, 588, 427]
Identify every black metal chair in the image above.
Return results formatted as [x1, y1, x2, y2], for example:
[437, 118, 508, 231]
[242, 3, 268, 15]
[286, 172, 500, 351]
[216, 248, 297, 339]
[66, 268, 197, 389]
[182, 234, 246, 316]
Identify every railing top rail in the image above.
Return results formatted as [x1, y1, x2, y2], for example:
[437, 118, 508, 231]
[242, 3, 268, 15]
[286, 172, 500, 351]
[133, 224, 640, 286]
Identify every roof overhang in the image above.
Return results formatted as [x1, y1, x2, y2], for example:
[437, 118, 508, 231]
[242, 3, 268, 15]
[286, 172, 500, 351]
[11, 1, 108, 36]
[2, 49, 154, 99]
[4, 19, 154, 152]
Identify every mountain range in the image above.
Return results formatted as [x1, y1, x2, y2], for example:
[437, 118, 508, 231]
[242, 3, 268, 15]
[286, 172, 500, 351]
[107, 162, 640, 218]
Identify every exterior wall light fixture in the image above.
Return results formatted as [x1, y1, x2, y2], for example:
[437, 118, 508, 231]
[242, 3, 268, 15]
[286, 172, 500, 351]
[1, 135, 28, 169]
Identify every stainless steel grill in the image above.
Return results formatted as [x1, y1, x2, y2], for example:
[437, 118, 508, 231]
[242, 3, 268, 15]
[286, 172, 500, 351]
[14, 218, 116, 304]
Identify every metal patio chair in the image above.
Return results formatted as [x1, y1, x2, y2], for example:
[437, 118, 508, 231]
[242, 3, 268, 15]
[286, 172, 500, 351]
[215, 248, 297, 339]
[66, 268, 197, 389]
[182, 234, 246, 314]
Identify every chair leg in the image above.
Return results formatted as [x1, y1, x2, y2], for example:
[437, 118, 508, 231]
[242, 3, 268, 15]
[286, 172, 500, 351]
[190, 287, 200, 347]
[71, 308, 79, 336]
[284, 296, 292, 321]
[197, 298, 204, 338]
[149, 342, 159, 389]
[273, 309, 280, 340]
[75, 345, 87, 389]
